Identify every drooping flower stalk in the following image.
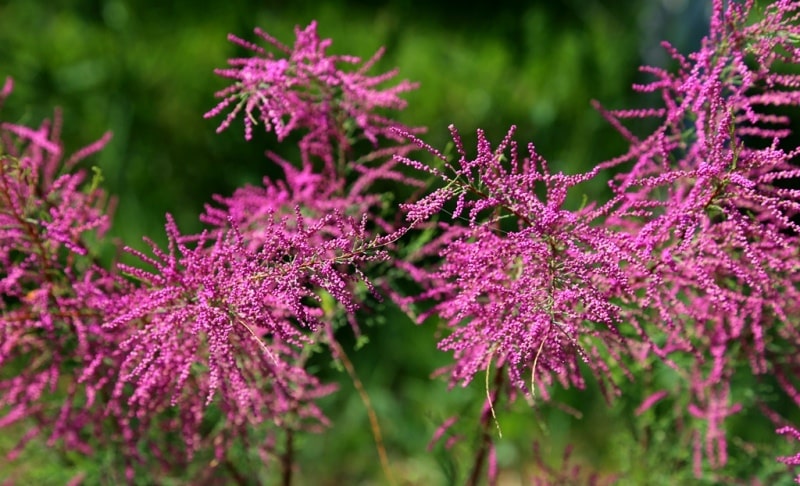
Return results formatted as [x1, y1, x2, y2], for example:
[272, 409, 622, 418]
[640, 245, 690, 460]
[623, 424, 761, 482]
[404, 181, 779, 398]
[0, 77, 124, 460]
[594, 0, 800, 474]
[398, 0, 800, 480]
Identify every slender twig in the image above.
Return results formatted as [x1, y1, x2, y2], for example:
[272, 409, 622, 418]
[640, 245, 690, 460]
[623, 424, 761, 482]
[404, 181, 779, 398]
[327, 337, 396, 486]
[224, 459, 250, 486]
[281, 429, 294, 486]
[467, 366, 505, 486]
[485, 352, 503, 438]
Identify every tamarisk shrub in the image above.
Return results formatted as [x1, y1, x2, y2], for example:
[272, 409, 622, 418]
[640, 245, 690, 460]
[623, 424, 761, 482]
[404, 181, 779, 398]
[3, 0, 800, 483]
[89, 17, 423, 482]
[398, 0, 800, 482]
[597, 0, 800, 478]
[95, 210, 382, 479]
[204, 20, 423, 183]
[2, 17, 421, 483]
[0, 77, 124, 461]
[396, 124, 635, 402]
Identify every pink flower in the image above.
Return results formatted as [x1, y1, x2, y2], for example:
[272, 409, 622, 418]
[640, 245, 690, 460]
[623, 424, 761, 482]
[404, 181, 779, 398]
[399, 125, 634, 401]
[205, 21, 422, 177]
[0, 78, 123, 459]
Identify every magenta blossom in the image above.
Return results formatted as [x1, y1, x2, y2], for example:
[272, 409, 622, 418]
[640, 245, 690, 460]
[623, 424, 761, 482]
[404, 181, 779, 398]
[593, 0, 800, 474]
[398, 125, 636, 402]
[0, 77, 124, 459]
[205, 21, 422, 178]
[96, 197, 395, 471]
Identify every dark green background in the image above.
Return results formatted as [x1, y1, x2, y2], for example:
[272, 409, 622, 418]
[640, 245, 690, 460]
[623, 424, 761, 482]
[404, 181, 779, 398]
[0, 0, 706, 251]
[4, 1, 795, 484]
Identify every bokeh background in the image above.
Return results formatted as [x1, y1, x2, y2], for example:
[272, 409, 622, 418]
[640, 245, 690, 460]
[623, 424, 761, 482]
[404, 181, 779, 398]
[2, 0, 795, 484]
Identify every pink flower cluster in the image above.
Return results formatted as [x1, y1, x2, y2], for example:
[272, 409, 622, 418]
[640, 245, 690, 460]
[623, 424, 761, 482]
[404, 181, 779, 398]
[3, 0, 800, 483]
[599, 0, 800, 474]
[397, 125, 634, 401]
[205, 21, 422, 176]
[398, 0, 800, 479]
[87, 19, 420, 479]
[0, 76, 122, 458]
[2, 17, 417, 480]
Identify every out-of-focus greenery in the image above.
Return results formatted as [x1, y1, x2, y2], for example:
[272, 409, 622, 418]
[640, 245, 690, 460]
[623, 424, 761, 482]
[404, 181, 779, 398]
[2, 0, 796, 484]
[0, 0, 673, 252]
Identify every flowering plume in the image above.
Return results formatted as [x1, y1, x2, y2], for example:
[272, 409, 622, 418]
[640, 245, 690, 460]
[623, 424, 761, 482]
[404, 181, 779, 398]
[395, 1, 800, 480]
[67, 21, 426, 479]
[593, 0, 800, 474]
[205, 21, 422, 181]
[0, 19, 422, 476]
[398, 125, 635, 401]
[203, 19, 424, 304]
[0, 76, 123, 458]
[99, 47, 414, 468]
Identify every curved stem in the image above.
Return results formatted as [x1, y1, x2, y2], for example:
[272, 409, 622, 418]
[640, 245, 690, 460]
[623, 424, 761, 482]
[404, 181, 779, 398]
[327, 336, 395, 486]
[281, 429, 294, 486]
[224, 459, 250, 486]
[467, 366, 505, 486]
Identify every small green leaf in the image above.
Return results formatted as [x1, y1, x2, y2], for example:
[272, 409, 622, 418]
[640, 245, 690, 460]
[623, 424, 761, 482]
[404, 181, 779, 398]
[354, 335, 370, 350]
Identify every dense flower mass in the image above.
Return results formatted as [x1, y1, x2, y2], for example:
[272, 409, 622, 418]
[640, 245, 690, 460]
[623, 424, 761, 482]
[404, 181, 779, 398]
[396, 0, 800, 479]
[397, 125, 635, 400]
[3, 0, 800, 483]
[0, 51, 405, 477]
[593, 0, 800, 473]
[205, 21, 422, 178]
[94, 207, 385, 468]
[0, 77, 122, 458]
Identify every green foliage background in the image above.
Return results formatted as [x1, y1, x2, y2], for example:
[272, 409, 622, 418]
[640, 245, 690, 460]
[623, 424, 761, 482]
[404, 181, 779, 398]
[1, 0, 795, 484]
